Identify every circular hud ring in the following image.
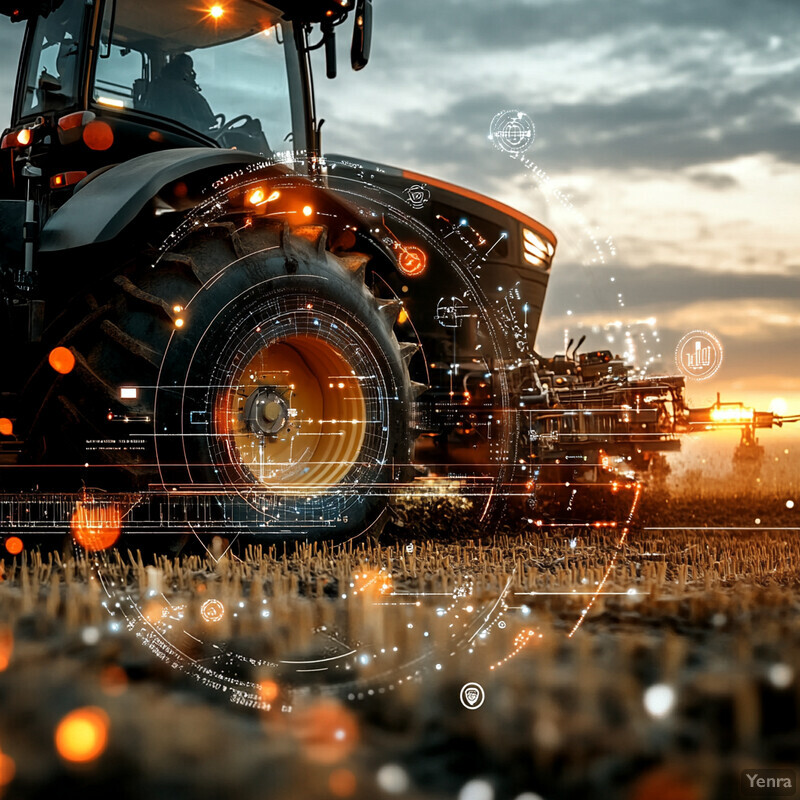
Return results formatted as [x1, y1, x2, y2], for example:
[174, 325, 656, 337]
[490, 110, 536, 154]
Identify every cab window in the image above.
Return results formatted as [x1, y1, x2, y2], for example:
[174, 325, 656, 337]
[92, 0, 297, 157]
[20, 0, 86, 116]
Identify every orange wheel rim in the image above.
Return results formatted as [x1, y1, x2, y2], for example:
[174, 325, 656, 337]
[216, 335, 367, 491]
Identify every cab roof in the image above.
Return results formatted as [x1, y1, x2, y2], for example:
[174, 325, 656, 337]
[113, 0, 284, 53]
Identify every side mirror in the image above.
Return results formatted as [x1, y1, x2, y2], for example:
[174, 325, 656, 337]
[350, 0, 372, 71]
[323, 20, 337, 79]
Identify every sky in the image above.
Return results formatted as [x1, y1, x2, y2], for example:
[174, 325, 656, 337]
[2, 0, 799, 418]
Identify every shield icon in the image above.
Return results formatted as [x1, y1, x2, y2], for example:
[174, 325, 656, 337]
[460, 683, 485, 709]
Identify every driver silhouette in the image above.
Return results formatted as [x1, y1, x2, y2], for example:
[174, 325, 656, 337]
[144, 54, 216, 132]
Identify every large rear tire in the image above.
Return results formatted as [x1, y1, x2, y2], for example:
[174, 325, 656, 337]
[26, 218, 416, 543]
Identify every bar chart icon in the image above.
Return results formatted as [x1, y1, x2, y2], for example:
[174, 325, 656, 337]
[675, 330, 723, 380]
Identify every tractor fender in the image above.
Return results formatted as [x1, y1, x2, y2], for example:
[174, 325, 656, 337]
[39, 148, 266, 252]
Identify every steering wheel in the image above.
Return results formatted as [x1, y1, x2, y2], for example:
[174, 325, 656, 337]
[213, 113, 226, 129]
[218, 114, 255, 133]
[213, 114, 270, 155]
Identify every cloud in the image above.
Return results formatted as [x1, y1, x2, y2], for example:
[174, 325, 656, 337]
[537, 305, 800, 386]
[374, 0, 800, 53]
[544, 297, 800, 341]
[0, 3, 797, 400]
[317, 0, 800, 176]
[542, 262, 800, 316]
[687, 171, 739, 190]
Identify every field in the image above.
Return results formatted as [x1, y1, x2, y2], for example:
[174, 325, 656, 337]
[0, 437, 798, 800]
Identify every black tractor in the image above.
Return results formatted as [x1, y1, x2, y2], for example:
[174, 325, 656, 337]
[0, 0, 562, 547]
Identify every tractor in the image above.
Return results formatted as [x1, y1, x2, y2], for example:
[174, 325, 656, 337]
[0, 0, 561, 546]
[2, 1, 792, 551]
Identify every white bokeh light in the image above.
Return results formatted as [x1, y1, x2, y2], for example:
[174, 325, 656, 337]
[643, 684, 676, 718]
[459, 779, 494, 800]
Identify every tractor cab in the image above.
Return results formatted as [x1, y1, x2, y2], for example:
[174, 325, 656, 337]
[93, 0, 296, 154]
[2, 0, 372, 199]
[8, 0, 299, 175]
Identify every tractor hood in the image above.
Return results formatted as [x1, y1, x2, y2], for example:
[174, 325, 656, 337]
[325, 154, 557, 262]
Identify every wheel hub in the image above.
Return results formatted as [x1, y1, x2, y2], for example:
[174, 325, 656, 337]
[218, 334, 369, 489]
[243, 387, 289, 437]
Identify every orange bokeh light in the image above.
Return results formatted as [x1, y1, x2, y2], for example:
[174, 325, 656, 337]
[630, 767, 702, 800]
[0, 749, 15, 788]
[48, 346, 75, 375]
[347, 568, 393, 599]
[143, 600, 165, 624]
[82, 120, 114, 151]
[54, 707, 109, 764]
[4, 537, 23, 556]
[0, 627, 12, 672]
[247, 187, 265, 205]
[259, 680, 280, 704]
[99, 665, 128, 696]
[293, 700, 359, 764]
[0, 418, 12, 436]
[70, 503, 121, 552]
[329, 768, 357, 797]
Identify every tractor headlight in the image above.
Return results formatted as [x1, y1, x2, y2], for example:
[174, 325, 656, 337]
[522, 228, 554, 268]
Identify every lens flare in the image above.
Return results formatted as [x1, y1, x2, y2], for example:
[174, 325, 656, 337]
[770, 397, 788, 416]
[709, 407, 754, 424]
[247, 187, 265, 205]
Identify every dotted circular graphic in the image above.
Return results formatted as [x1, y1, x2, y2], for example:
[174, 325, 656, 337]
[403, 184, 430, 210]
[489, 111, 536, 154]
[675, 330, 723, 381]
[200, 599, 225, 623]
